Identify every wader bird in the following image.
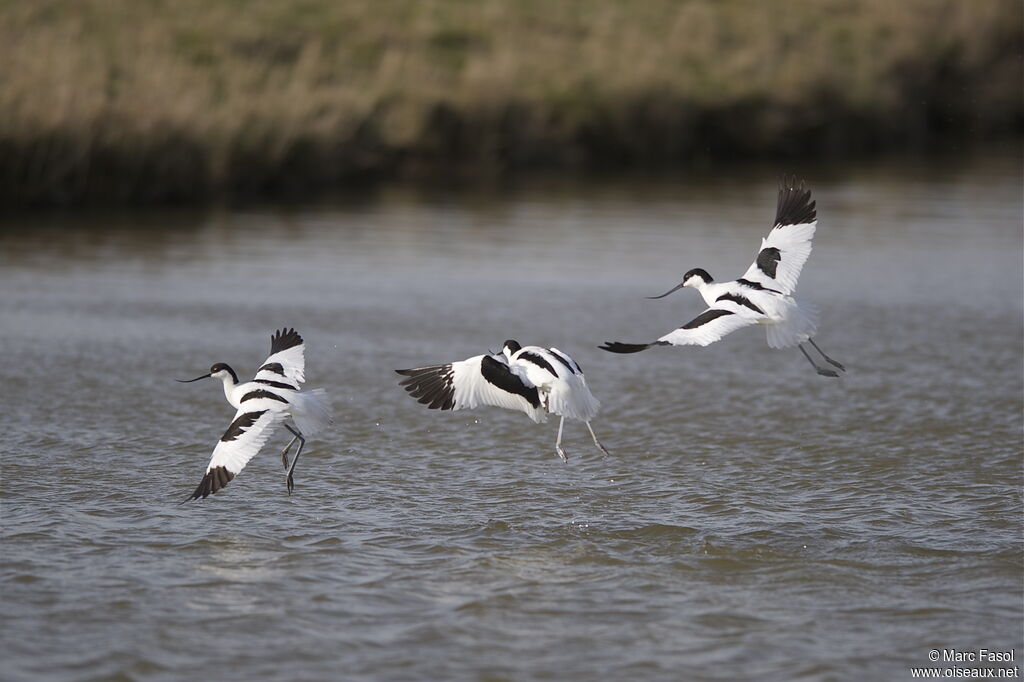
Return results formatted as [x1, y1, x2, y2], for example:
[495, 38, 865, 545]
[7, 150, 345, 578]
[396, 340, 610, 461]
[178, 328, 333, 500]
[601, 178, 845, 377]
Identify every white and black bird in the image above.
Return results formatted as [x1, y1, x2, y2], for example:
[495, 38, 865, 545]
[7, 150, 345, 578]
[178, 328, 333, 500]
[396, 340, 610, 461]
[600, 177, 845, 377]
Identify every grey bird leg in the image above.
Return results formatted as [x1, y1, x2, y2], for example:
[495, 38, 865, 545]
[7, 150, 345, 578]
[284, 426, 306, 494]
[278, 428, 299, 469]
[586, 422, 611, 458]
[555, 416, 568, 462]
[808, 338, 846, 371]
[799, 344, 840, 378]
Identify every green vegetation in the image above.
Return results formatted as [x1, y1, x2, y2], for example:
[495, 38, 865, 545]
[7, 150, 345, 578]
[2, 0, 1020, 204]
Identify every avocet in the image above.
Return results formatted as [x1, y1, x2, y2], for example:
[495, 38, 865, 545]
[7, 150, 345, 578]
[396, 340, 610, 461]
[178, 328, 333, 500]
[601, 177, 845, 377]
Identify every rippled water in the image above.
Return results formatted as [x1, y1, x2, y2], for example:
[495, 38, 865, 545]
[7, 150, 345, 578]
[2, 155, 1022, 681]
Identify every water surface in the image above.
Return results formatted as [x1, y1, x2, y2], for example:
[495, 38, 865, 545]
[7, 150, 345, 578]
[1, 156, 1021, 681]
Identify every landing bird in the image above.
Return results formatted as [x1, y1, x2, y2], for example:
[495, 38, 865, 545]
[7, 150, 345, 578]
[396, 340, 610, 461]
[177, 328, 333, 500]
[600, 177, 845, 377]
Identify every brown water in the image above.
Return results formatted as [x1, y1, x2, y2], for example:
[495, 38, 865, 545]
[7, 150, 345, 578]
[1, 156, 1022, 681]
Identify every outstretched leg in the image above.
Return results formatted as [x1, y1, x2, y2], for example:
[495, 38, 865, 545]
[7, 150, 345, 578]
[555, 416, 567, 462]
[799, 344, 840, 378]
[808, 338, 846, 371]
[278, 426, 300, 469]
[586, 422, 611, 457]
[284, 426, 306, 494]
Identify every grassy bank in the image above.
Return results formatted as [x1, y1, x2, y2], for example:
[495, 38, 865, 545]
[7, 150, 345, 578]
[2, 0, 1021, 205]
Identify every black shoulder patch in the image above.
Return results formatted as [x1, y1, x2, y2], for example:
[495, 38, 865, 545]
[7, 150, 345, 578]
[774, 177, 816, 227]
[241, 389, 289, 404]
[257, 362, 285, 376]
[517, 351, 558, 377]
[480, 356, 540, 408]
[221, 410, 268, 442]
[269, 328, 303, 355]
[683, 309, 734, 329]
[187, 466, 236, 501]
[253, 379, 297, 391]
[716, 292, 765, 315]
[755, 247, 782, 279]
[396, 364, 456, 410]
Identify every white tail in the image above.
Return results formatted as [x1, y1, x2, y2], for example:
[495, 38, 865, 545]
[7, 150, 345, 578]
[290, 388, 334, 437]
[542, 376, 601, 422]
[766, 300, 819, 349]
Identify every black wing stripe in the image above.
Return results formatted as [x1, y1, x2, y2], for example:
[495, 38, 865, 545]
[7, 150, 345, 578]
[518, 351, 558, 377]
[241, 389, 289, 403]
[269, 328, 303, 355]
[736, 278, 784, 294]
[755, 247, 782, 279]
[480, 356, 540, 408]
[257, 362, 285, 376]
[547, 350, 579, 375]
[716, 293, 765, 315]
[253, 379, 297, 390]
[220, 410, 268, 442]
[682, 309, 734, 330]
[774, 177, 816, 227]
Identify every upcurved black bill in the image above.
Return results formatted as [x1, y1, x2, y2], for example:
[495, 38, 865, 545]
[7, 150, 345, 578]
[176, 373, 211, 383]
[646, 283, 685, 299]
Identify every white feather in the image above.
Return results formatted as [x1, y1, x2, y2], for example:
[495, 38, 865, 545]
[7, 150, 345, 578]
[740, 220, 817, 296]
[451, 355, 546, 423]
[205, 409, 285, 476]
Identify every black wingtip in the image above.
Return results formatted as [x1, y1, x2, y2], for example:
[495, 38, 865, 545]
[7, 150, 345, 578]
[270, 328, 304, 355]
[775, 176, 816, 227]
[599, 341, 655, 354]
[395, 364, 458, 411]
[184, 466, 235, 502]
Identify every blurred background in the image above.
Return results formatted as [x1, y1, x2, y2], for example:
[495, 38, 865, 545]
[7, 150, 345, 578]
[2, 0, 1021, 205]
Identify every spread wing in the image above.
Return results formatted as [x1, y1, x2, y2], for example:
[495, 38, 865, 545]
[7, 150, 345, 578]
[396, 354, 546, 423]
[186, 408, 284, 500]
[739, 177, 817, 295]
[657, 307, 759, 347]
[601, 306, 758, 353]
[253, 328, 305, 387]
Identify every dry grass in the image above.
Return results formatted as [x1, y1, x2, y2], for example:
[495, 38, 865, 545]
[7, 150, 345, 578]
[2, 0, 1020, 204]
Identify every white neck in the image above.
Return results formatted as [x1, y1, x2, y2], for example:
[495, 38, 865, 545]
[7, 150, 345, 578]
[693, 280, 719, 306]
[219, 374, 240, 407]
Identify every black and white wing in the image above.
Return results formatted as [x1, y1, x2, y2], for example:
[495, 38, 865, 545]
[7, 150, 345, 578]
[657, 306, 760, 347]
[396, 354, 546, 423]
[547, 347, 583, 376]
[186, 408, 284, 500]
[253, 328, 305, 387]
[601, 306, 758, 353]
[739, 177, 817, 295]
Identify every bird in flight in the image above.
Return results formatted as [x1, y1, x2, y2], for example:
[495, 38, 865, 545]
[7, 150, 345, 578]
[396, 340, 610, 461]
[600, 177, 845, 377]
[178, 328, 333, 500]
